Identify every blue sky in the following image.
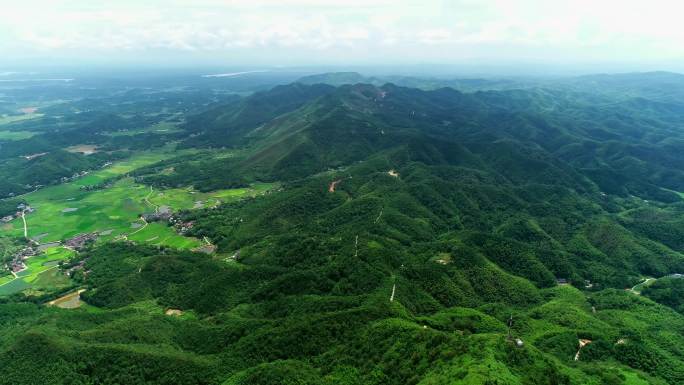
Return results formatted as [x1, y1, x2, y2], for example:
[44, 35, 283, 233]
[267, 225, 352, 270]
[2, 0, 684, 72]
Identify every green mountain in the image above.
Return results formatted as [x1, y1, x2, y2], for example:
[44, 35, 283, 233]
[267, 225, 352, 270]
[1, 74, 684, 384]
[181, 81, 684, 200]
[556, 71, 684, 103]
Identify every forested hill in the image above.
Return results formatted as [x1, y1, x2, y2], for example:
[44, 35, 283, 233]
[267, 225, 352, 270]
[167, 79, 684, 289]
[2, 74, 684, 384]
[182, 80, 684, 201]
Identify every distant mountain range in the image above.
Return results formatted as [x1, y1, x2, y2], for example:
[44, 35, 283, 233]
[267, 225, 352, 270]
[183, 73, 684, 200]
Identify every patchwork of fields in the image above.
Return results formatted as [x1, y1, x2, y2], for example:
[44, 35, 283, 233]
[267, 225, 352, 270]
[2, 151, 272, 248]
[0, 150, 275, 296]
[0, 246, 74, 296]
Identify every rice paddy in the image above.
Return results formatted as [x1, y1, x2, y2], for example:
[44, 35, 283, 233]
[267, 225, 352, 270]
[0, 246, 74, 296]
[0, 150, 274, 250]
[0, 149, 275, 296]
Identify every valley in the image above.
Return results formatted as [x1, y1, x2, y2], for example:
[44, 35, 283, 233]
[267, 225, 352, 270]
[4, 1, 684, 383]
[0, 70, 682, 384]
[0, 145, 276, 296]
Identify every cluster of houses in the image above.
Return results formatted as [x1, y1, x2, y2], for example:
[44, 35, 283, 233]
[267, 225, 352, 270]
[3, 231, 97, 276]
[1, 203, 35, 223]
[168, 215, 195, 234]
[79, 181, 112, 191]
[556, 278, 595, 289]
[60, 170, 90, 184]
[63, 233, 98, 250]
[5, 246, 39, 274]
[64, 259, 88, 278]
[142, 206, 173, 223]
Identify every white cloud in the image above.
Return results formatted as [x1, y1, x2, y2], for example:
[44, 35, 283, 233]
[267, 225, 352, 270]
[2, 0, 684, 66]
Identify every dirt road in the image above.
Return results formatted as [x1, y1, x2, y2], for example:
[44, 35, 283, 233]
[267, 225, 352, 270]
[129, 217, 148, 236]
[328, 180, 341, 192]
[630, 278, 655, 294]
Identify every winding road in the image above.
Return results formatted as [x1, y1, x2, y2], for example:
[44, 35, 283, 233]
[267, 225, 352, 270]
[129, 217, 148, 236]
[143, 186, 159, 213]
[129, 186, 156, 236]
[630, 278, 656, 294]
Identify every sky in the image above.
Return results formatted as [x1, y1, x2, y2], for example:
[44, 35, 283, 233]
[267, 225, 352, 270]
[2, 0, 684, 73]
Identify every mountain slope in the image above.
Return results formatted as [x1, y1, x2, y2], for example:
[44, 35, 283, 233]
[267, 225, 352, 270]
[4, 75, 684, 384]
[181, 81, 684, 201]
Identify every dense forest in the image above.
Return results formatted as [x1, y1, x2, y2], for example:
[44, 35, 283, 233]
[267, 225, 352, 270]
[0, 71, 683, 384]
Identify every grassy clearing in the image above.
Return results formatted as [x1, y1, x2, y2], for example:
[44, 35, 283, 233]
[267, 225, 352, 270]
[32, 266, 71, 289]
[127, 222, 200, 249]
[0, 130, 37, 140]
[148, 182, 275, 210]
[65, 144, 98, 154]
[73, 151, 176, 186]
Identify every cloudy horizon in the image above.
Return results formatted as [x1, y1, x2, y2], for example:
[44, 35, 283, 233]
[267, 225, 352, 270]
[3, 0, 684, 74]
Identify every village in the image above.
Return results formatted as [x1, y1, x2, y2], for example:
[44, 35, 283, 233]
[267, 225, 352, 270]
[3, 231, 98, 276]
[2, 198, 203, 278]
[6, 245, 38, 274]
[1, 202, 34, 224]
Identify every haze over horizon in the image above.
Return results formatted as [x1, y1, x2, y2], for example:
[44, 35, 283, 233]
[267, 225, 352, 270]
[3, 0, 684, 75]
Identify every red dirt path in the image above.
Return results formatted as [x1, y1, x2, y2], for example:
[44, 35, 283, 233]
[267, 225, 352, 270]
[328, 180, 341, 192]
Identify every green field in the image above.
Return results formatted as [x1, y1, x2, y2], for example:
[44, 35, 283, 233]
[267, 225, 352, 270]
[0, 150, 274, 296]
[18, 247, 74, 281]
[0, 130, 37, 140]
[0, 274, 14, 285]
[0, 246, 74, 296]
[0, 151, 274, 250]
[147, 182, 274, 210]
